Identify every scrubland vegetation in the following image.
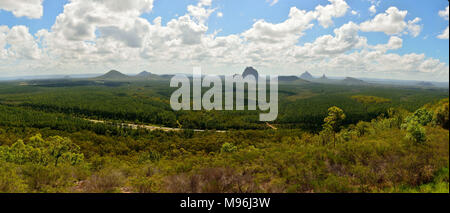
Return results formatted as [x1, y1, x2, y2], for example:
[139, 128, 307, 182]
[0, 80, 448, 193]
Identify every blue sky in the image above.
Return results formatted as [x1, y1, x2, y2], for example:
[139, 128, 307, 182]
[0, 0, 449, 81]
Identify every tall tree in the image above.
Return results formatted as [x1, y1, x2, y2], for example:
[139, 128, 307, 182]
[323, 106, 346, 147]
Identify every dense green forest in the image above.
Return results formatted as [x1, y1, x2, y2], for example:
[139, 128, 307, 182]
[0, 80, 447, 131]
[0, 79, 448, 193]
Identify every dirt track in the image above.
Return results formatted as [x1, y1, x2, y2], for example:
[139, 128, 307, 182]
[86, 119, 226, 133]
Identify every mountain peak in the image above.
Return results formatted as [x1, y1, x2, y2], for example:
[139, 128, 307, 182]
[137, 71, 152, 76]
[106, 70, 121, 74]
[96, 70, 129, 80]
[242, 67, 259, 79]
[300, 71, 314, 80]
[320, 74, 328, 80]
[135, 71, 160, 80]
[341, 77, 366, 85]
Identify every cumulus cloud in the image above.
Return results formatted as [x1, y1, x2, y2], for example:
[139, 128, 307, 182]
[284, 19, 446, 80]
[0, 0, 43, 19]
[406, 17, 422, 37]
[34, 0, 158, 65]
[360, 7, 421, 37]
[360, 7, 407, 34]
[32, 0, 221, 67]
[314, 0, 349, 28]
[198, 0, 212, 7]
[437, 27, 449, 39]
[0, 25, 41, 59]
[294, 22, 366, 56]
[242, 7, 316, 45]
[50, 0, 154, 43]
[0, 26, 9, 59]
[437, 6, 449, 39]
[369, 5, 376, 15]
[0, 0, 448, 81]
[187, 2, 215, 24]
[313, 51, 448, 80]
[371, 36, 403, 52]
[166, 15, 208, 45]
[439, 6, 449, 20]
[242, 0, 349, 46]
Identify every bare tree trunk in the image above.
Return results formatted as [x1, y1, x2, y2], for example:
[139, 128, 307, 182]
[333, 132, 336, 148]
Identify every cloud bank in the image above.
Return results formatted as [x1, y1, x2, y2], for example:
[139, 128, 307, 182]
[0, 0, 448, 81]
[0, 0, 44, 19]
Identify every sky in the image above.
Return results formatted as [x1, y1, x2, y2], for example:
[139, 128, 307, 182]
[0, 0, 449, 81]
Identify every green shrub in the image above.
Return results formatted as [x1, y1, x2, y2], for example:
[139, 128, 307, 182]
[21, 164, 78, 192]
[81, 168, 124, 193]
[221, 143, 237, 153]
[138, 150, 161, 163]
[404, 120, 427, 143]
[129, 176, 160, 193]
[433, 99, 449, 129]
[355, 121, 371, 136]
[405, 108, 433, 126]
[0, 163, 27, 193]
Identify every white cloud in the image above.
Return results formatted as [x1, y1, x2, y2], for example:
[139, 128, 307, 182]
[367, 0, 381, 7]
[0, 0, 447, 81]
[351, 10, 358, 16]
[438, 27, 449, 39]
[0, 25, 41, 60]
[242, 7, 316, 46]
[371, 36, 403, 52]
[360, 7, 421, 37]
[242, 0, 349, 46]
[369, 5, 376, 15]
[166, 15, 208, 45]
[294, 22, 366, 56]
[0, 26, 9, 59]
[198, 0, 212, 7]
[187, 3, 215, 24]
[438, 6, 449, 39]
[0, 0, 43, 19]
[49, 0, 154, 43]
[33, 0, 220, 67]
[267, 0, 279, 6]
[217, 12, 223, 18]
[310, 51, 448, 80]
[406, 17, 422, 37]
[439, 6, 449, 20]
[314, 0, 349, 28]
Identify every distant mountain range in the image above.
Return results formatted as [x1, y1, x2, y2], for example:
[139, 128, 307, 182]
[417, 81, 435, 87]
[278, 76, 300, 81]
[341, 77, 367, 85]
[93, 70, 162, 81]
[242, 67, 309, 83]
[240, 68, 368, 85]
[3, 68, 447, 88]
[299, 71, 368, 85]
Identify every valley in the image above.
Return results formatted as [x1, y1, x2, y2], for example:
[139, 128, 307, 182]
[0, 69, 448, 193]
